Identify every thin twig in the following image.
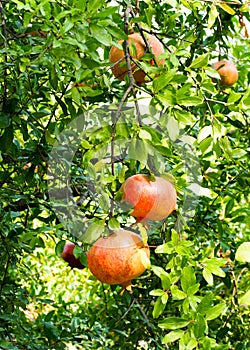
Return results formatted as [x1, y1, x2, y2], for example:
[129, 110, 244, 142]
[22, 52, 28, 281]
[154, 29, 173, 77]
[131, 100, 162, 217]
[114, 298, 135, 327]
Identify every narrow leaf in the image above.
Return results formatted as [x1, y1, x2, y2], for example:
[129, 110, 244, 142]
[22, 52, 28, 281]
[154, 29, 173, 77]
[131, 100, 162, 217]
[218, 3, 235, 15]
[208, 5, 219, 29]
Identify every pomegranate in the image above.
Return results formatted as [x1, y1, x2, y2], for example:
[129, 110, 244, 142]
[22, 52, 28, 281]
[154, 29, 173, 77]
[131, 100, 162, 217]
[120, 174, 177, 222]
[61, 242, 85, 269]
[87, 229, 150, 288]
[213, 60, 238, 86]
[109, 33, 164, 84]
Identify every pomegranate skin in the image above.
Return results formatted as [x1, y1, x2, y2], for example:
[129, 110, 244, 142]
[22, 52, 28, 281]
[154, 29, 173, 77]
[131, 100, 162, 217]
[87, 229, 150, 287]
[213, 60, 238, 86]
[109, 33, 164, 84]
[120, 174, 177, 221]
[61, 242, 85, 269]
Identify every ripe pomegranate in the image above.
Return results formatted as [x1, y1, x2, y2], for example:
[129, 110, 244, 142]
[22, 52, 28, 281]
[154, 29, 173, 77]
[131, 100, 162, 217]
[109, 33, 164, 84]
[61, 242, 85, 269]
[87, 229, 150, 288]
[213, 60, 238, 86]
[120, 174, 177, 222]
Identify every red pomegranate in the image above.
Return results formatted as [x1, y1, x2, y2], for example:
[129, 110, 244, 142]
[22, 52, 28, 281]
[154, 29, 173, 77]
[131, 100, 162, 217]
[213, 60, 238, 86]
[109, 32, 164, 84]
[87, 229, 150, 288]
[61, 242, 85, 269]
[120, 174, 177, 222]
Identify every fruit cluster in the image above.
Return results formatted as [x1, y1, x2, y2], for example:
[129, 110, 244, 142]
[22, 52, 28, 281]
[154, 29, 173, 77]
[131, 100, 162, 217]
[109, 32, 238, 87]
[61, 31, 239, 290]
[61, 174, 177, 289]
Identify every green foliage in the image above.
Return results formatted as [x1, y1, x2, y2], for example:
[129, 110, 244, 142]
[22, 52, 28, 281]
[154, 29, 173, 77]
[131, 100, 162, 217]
[0, 0, 249, 349]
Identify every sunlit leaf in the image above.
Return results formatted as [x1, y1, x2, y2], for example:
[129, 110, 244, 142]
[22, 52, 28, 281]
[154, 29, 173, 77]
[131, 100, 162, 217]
[235, 242, 250, 262]
[158, 317, 190, 330]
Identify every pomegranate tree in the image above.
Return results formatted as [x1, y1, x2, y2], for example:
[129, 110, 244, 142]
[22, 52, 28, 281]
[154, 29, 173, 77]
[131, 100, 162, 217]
[87, 229, 150, 288]
[120, 174, 177, 222]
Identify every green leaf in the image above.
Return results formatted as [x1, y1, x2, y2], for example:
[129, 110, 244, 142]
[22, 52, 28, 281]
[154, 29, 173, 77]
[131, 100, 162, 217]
[167, 115, 179, 141]
[152, 70, 177, 92]
[55, 240, 66, 257]
[152, 296, 166, 318]
[62, 18, 74, 33]
[99, 192, 110, 211]
[187, 283, 200, 296]
[87, 0, 104, 14]
[218, 3, 235, 15]
[138, 249, 151, 269]
[197, 125, 212, 143]
[108, 217, 120, 230]
[235, 242, 250, 262]
[90, 24, 112, 46]
[128, 139, 148, 166]
[158, 317, 190, 330]
[186, 338, 198, 349]
[197, 292, 213, 315]
[45, 129, 56, 145]
[205, 302, 227, 321]
[157, 90, 176, 107]
[0, 126, 13, 153]
[199, 136, 213, 154]
[151, 265, 170, 278]
[203, 258, 227, 280]
[162, 330, 184, 344]
[75, 0, 86, 10]
[149, 289, 165, 297]
[175, 241, 193, 256]
[139, 128, 152, 141]
[227, 91, 242, 104]
[0, 114, 11, 128]
[83, 221, 105, 244]
[193, 313, 207, 338]
[177, 95, 203, 106]
[181, 266, 196, 293]
[161, 293, 169, 305]
[225, 198, 234, 217]
[188, 54, 210, 69]
[155, 241, 175, 254]
[239, 289, 250, 306]
[203, 268, 213, 285]
[208, 5, 219, 29]
[161, 275, 171, 290]
[171, 285, 186, 300]
[43, 321, 59, 340]
[145, 2, 155, 27]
